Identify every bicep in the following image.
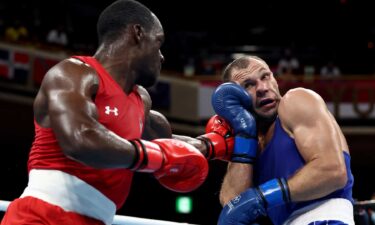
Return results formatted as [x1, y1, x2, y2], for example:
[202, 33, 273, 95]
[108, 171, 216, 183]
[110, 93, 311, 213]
[280, 89, 342, 162]
[48, 89, 98, 129]
[292, 111, 340, 162]
[44, 64, 99, 149]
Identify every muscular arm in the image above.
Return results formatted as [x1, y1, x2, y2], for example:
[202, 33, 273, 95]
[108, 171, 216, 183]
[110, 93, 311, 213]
[172, 134, 208, 156]
[137, 85, 173, 140]
[279, 88, 348, 202]
[137, 85, 210, 154]
[36, 59, 137, 168]
[142, 110, 172, 140]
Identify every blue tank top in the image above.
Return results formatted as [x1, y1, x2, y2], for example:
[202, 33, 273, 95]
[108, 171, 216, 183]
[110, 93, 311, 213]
[254, 117, 354, 225]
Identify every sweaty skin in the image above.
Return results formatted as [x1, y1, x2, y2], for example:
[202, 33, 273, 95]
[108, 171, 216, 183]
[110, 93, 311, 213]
[32, 13, 166, 169]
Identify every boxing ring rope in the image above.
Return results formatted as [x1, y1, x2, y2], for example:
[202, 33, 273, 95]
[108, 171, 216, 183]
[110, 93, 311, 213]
[0, 200, 196, 225]
[354, 199, 375, 210]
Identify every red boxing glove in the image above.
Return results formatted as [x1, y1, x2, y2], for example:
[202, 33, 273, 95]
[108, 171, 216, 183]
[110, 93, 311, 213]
[130, 139, 208, 193]
[197, 115, 234, 160]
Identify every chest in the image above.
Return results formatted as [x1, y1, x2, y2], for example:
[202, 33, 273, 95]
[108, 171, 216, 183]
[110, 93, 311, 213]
[95, 87, 145, 140]
[254, 121, 304, 184]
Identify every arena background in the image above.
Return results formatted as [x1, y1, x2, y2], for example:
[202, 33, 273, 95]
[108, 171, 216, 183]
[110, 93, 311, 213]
[0, 0, 374, 224]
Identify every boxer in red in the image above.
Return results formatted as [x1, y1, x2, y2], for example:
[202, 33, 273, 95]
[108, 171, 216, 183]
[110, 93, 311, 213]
[0, 1, 214, 224]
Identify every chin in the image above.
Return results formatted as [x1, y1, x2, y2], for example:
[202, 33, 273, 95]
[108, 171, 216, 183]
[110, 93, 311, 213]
[137, 73, 157, 88]
[255, 110, 277, 122]
[139, 79, 156, 88]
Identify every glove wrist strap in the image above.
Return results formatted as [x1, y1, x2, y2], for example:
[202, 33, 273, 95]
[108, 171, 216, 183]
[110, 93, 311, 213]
[129, 139, 164, 172]
[196, 135, 215, 159]
[129, 139, 146, 170]
[258, 178, 291, 209]
[197, 133, 231, 160]
[232, 136, 258, 163]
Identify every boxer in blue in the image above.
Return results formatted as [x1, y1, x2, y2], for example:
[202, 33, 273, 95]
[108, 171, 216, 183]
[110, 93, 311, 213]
[213, 56, 354, 225]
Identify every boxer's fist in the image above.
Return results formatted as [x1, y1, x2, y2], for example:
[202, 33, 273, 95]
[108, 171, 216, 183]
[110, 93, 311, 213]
[197, 115, 234, 160]
[218, 188, 266, 225]
[130, 139, 208, 193]
[211, 82, 258, 163]
[218, 178, 290, 225]
[205, 115, 233, 137]
[211, 82, 255, 136]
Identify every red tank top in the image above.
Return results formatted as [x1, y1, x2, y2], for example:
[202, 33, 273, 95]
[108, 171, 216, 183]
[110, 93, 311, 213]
[28, 56, 145, 209]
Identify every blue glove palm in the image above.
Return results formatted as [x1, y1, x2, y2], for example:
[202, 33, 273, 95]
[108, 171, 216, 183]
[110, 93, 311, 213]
[211, 82, 257, 163]
[218, 178, 291, 225]
[218, 188, 266, 225]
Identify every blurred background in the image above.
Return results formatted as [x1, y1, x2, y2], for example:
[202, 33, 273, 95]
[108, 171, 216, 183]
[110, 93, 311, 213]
[0, 0, 375, 224]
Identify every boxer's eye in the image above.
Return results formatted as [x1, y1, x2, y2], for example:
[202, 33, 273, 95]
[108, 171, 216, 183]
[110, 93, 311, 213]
[243, 80, 255, 89]
[261, 74, 270, 80]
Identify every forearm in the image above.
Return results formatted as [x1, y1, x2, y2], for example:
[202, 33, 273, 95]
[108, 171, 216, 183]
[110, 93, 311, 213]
[172, 134, 208, 156]
[59, 123, 137, 169]
[287, 159, 347, 202]
[220, 162, 253, 205]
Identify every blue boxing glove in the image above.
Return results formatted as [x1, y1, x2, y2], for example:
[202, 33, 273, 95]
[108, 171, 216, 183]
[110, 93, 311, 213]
[211, 82, 257, 163]
[218, 178, 291, 225]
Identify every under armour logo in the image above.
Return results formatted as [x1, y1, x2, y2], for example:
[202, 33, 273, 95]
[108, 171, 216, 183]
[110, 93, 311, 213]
[105, 106, 118, 116]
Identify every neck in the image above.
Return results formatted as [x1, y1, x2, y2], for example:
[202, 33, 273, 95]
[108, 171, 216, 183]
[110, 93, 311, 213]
[257, 118, 276, 152]
[94, 45, 135, 94]
[257, 115, 277, 135]
[258, 121, 273, 136]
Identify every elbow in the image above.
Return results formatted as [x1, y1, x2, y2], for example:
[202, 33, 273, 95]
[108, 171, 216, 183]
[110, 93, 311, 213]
[329, 163, 348, 190]
[315, 154, 348, 191]
[59, 139, 80, 159]
[60, 127, 98, 163]
[60, 141, 87, 163]
[334, 166, 348, 189]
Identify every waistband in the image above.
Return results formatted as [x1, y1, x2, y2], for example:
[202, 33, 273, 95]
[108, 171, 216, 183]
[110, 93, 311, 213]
[283, 198, 354, 225]
[21, 169, 116, 225]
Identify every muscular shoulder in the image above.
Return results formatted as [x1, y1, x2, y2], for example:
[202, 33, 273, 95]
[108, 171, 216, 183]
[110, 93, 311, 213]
[34, 58, 99, 126]
[41, 58, 99, 92]
[281, 88, 324, 107]
[279, 88, 327, 131]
